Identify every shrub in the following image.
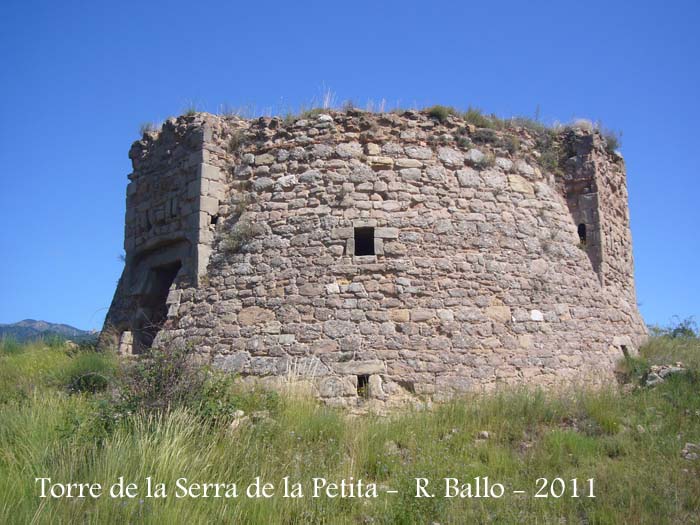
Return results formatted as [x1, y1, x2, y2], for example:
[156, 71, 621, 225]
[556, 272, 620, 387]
[298, 107, 325, 120]
[221, 219, 257, 254]
[511, 116, 549, 134]
[455, 135, 473, 149]
[193, 373, 239, 422]
[462, 106, 495, 128]
[116, 344, 256, 425]
[603, 128, 622, 154]
[118, 345, 204, 413]
[476, 152, 496, 168]
[471, 128, 498, 143]
[501, 135, 520, 154]
[426, 105, 457, 123]
[616, 354, 650, 384]
[65, 351, 116, 394]
[227, 129, 246, 153]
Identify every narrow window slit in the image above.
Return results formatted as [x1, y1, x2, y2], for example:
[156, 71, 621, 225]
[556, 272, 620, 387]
[578, 223, 587, 245]
[357, 374, 370, 398]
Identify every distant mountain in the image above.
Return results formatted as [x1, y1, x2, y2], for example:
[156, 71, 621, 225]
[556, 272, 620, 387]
[0, 319, 98, 343]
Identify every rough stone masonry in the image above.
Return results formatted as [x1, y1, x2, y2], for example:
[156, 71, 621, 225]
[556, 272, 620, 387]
[101, 109, 647, 407]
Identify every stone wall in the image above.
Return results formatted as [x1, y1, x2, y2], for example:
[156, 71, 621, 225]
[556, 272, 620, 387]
[102, 116, 226, 351]
[103, 109, 647, 406]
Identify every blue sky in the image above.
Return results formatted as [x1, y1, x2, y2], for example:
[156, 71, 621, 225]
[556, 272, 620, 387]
[0, 0, 698, 330]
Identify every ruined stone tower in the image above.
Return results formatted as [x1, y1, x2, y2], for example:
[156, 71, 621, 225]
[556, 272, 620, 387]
[102, 109, 647, 406]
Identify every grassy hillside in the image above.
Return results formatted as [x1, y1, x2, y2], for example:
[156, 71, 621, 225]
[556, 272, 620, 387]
[1, 336, 698, 524]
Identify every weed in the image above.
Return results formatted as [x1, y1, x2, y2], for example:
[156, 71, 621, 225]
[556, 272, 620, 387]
[536, 130, 564, 176]
[511, 116, 549, 135]
[221, 219, 258, 254]
[298, 107, 326, 120]
[65, 351, 117, 394]
[456, 135, 473, 149]
[139, 122, 157, 135]
[501, 135, 521, 154]
[476, 152, 496, 168]
[118, 344, 205, 412]
[227, 129, 246, 153]
[472, 128, 498, 143]
[602, 128, 622, 154]
[183, 101, 198, 116]
[426, 105, 457, 123]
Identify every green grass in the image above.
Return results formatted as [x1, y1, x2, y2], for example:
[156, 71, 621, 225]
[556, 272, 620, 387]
[1, 337, 699, 524]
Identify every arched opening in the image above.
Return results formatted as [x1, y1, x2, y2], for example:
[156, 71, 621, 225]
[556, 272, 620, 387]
[133, 261, 181, 352]
[577, 223, 587, 245]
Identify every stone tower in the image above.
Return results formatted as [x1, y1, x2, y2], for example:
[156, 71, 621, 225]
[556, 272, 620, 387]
[102, 110, 647, 406]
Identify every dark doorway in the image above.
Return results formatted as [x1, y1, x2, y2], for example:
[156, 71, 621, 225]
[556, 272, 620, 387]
[133, 261, 181, 352]
[354, 227, 375, 256]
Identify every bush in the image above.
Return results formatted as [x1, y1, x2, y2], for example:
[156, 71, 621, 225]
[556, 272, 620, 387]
[476, 152, 496, 168]
[227, 129, 246, 153]
[603, 129, 622, 154]
[65, 351, 117, 394]
[221, 219, 257, 253]
[426, 105, 457, 123]
[116, 344, 263, 426]
[118, 345, 204, 413]
[471, 128, 498, 143]
[501, 135, 520, 154]
[511, 116, 549, 134]
[462, 106, 498, 129]
[298, 107, 326, 120]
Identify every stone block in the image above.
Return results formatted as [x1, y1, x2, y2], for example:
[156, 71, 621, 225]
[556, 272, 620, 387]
[255, 153, 275, 165]
[333, 360, 385, 375]
[411, 309, 435, 322]
[388, 309, 410, 322]
[375, 227, 399, 239]
[199, 195, 219, 215]
[508, 174, 535, 196]
[238, 306, 276, 326]
[486, 306, 511, 323]
[395, 158, 423, 168]
[438, 147, 465, 167]
[318, 376, 356, 397]
[323, 320, 355, 338]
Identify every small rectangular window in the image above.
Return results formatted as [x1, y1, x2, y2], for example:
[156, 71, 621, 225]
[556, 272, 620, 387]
[354, 227, 375, 256]
[357, 374, 370, 398]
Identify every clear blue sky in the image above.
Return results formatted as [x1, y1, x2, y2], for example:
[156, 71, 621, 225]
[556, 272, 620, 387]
[0, 0, 698, 330]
